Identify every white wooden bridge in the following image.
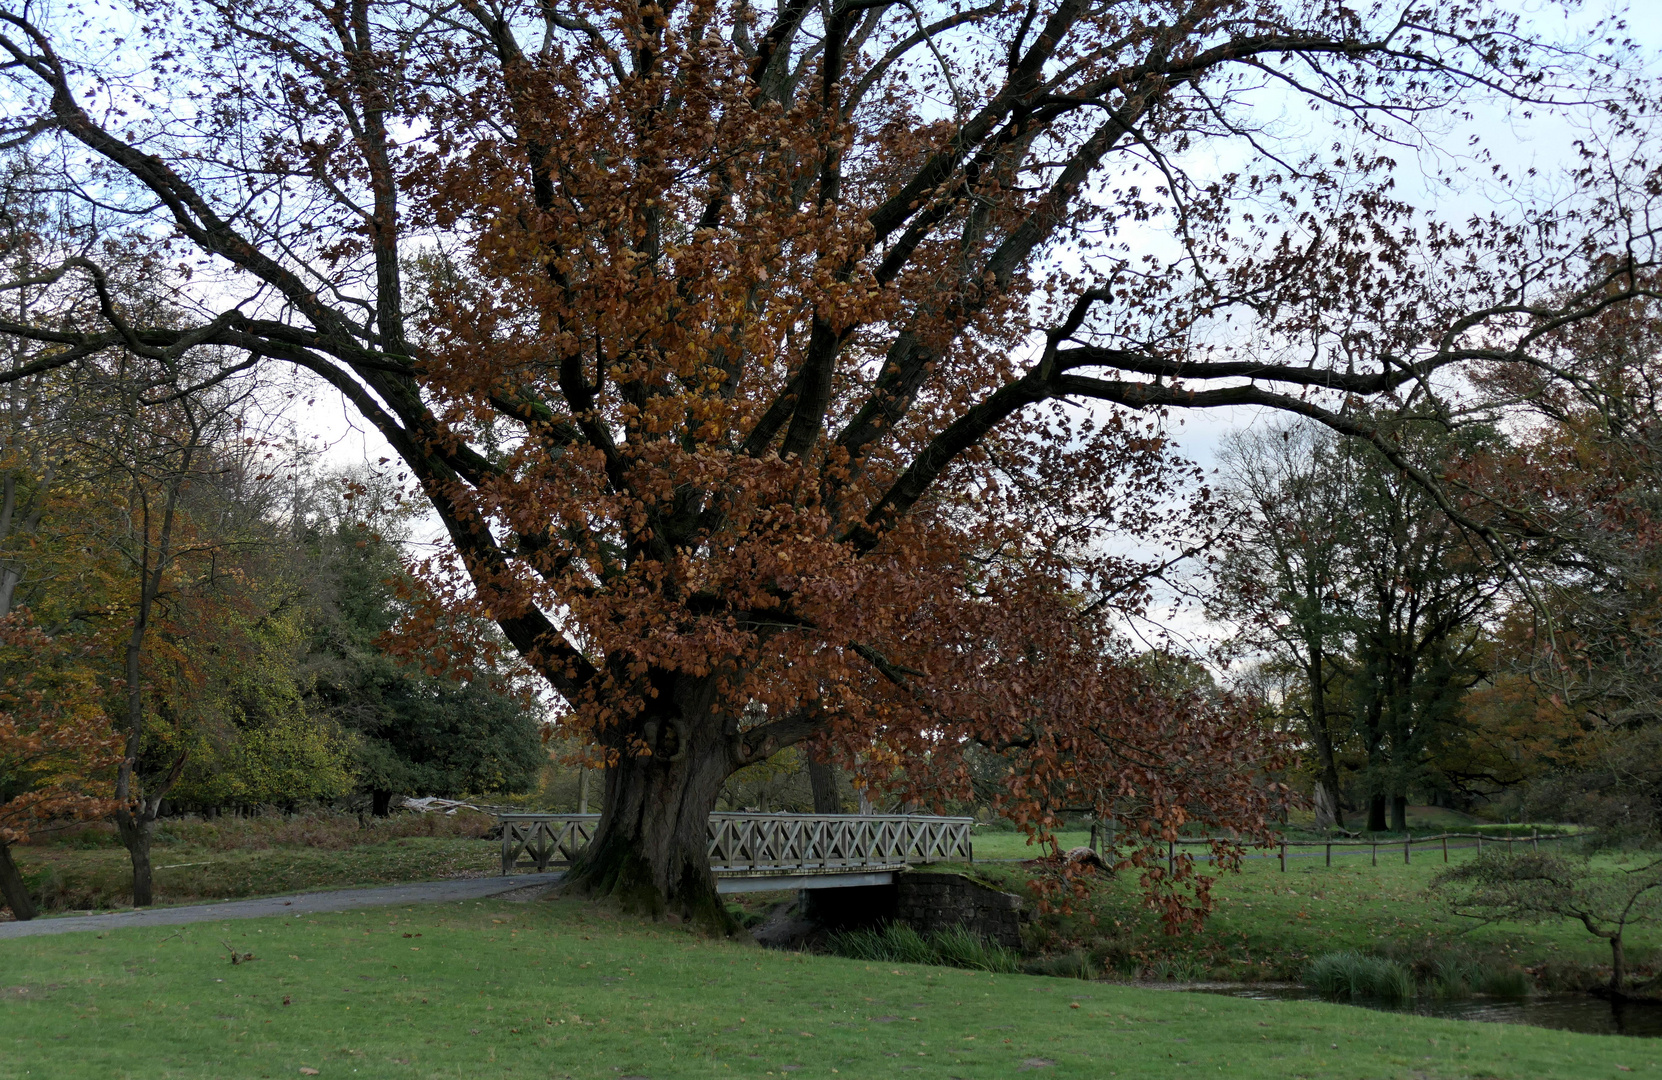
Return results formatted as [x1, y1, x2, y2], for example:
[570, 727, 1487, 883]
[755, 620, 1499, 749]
[498, 812, 975, 892]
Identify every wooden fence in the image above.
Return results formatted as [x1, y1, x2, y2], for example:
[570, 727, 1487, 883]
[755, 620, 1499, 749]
[1140, 829, 1573, 874]
[499, 812, 975, 875]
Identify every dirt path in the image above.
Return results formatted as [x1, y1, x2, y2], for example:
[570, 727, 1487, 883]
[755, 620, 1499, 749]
[0, 872, 565, 940]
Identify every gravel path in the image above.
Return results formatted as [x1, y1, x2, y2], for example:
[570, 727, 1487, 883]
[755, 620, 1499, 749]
[0, 873, 565, 940]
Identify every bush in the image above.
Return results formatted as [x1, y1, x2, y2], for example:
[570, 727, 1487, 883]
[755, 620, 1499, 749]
[823, 922, 1022, 973]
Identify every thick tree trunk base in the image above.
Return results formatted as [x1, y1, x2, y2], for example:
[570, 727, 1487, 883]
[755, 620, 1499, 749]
[0, 842, 38, 920]
[116, 812, 156, 907]
[1367, 794, 1387, 832]
[563, 833, 738, 936]
[559, 727, 744, 937]
[372, 790, 393, 818]
[1390, 795, 1408, 833]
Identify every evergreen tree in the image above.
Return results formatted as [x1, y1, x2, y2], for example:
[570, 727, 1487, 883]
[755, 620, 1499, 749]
[304, 503, 544, 815]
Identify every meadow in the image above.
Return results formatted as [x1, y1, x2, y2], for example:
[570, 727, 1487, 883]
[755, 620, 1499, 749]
[959, 828, 1652, 986]
[3, 894, 1657, 1080]
[5, 815, 499, 915]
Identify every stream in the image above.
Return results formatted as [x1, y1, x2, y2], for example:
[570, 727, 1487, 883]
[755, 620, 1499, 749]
[1193, 984, 1662, 1037]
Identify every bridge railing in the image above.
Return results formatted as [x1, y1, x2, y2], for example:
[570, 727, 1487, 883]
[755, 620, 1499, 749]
[499, 812, 975, 876]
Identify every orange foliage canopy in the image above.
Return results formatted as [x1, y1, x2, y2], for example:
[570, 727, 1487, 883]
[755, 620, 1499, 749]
[0, 613, 121, 846]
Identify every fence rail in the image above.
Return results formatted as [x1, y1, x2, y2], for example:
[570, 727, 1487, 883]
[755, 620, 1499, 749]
[1133, 829, 1574, 873]
[498, 812, 975, 876]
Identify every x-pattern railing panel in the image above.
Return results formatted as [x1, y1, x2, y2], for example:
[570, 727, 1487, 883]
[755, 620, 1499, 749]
[499, 812, 973, 875]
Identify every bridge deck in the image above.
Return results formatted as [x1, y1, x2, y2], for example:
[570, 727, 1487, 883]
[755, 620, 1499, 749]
[499, 812, 974, 884]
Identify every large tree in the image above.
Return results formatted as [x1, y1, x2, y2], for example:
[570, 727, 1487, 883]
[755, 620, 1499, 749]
[0, 0, 1654, 926]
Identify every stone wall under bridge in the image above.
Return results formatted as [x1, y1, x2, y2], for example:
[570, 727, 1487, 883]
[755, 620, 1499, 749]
[796, 870, 1023, 950]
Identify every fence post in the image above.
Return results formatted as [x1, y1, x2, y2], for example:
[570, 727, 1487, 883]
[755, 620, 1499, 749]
[1476, 834, 1482, 855]
[1532, 827, 1539, 852]
[1371, 842, 1377, 867]
[1325, 843, 1331, 868]
[1404, 833, 1411, 865]
[1280, 840, 1286, 872]
[1443, 836, 1448, 863]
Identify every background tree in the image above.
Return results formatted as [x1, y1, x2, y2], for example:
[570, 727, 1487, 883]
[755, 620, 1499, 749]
[0, 612, 120, 920]
[1343, 420, 1506, 830]
[0, 0, 1653, 926]
[1216, 418, 1509, 830]
[1213, 424, 1356, 828]
[302, 482, 545, 816]
[1460, 279, 1662, 835]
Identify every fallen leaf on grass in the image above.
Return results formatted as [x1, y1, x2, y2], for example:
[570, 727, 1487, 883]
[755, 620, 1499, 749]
[299, 1069, 319, 1076]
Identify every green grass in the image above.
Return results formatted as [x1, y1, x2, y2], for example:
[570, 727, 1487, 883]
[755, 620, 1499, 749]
[3, 895, 1659, 1080]
[9, 837, 499, 913]
[945, 841, 1659, 985]
[967, 828, 1092, 861]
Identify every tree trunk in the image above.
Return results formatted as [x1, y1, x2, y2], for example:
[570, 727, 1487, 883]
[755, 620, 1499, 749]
[1367, 793, 1387, 832]
[371, 790, 393, 818]
[1390, 794, 1408, 833]
[115, 810, 156, 907]
[1312, 783, 1340, 832]
[1610, 933, 1626, 994]
[808, 757, 841, 814]
[0, 841, 38, 920]
[563, 718, 738, 933]
[1304, 637, 1343, 830]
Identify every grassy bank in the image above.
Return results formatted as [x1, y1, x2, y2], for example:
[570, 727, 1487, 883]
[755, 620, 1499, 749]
[4, 815, 499, 916]
[949, 839, 1658, 988]
[3, 895, 1656, 1080]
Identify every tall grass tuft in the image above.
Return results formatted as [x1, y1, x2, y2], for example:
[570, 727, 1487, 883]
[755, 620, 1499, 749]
[930, 924, 1023, 973]
[1305, 950, 1414, 1003]
[824, 922, 1022, 974]
[1477, 965, 1531, 998]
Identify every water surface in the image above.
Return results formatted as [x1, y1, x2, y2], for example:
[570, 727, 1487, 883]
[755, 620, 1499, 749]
[1196, 984, 1662, 1038]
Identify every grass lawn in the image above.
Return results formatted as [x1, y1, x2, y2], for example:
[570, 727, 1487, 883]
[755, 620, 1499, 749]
[3, 813, 504, 917]
[7, 836, 500, 915]
[956, 834, 1658, 984]
[3, 895, 1658, 1080]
